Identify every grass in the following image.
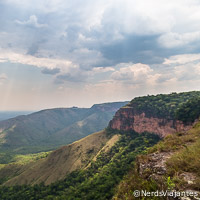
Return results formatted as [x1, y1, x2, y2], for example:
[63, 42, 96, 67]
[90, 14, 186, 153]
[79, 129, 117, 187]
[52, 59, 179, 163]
[148, 127, 199, 154]
[167, 139, 200, 175]
[12, 152, 50, 165]
[149, 122, 200, 190]
[166, 122, 200, 189]
[0, 151, 51, 185]
[113, 169, 162, 200]
[114, 121, 200, 199]
[0, 151, 51, 166]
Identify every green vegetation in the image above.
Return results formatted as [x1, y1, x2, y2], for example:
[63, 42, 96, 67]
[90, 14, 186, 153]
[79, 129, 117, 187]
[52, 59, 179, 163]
[0, 152, 51, 186]
[0, 91, 200, 199]
[0, 152, 50, 165]
[11, 152, 50, 165]
[175, 96, 200, 124]
[0, 102, 128, 163]
[0, 131, 160, 200]
[128, 91, 200, 120]
[0, 111, 32, 122]
[114, 122, 200, 199]
[166, 176, 175, 191]
[113, 169, 162, 200]
[166, 122, 200, 190]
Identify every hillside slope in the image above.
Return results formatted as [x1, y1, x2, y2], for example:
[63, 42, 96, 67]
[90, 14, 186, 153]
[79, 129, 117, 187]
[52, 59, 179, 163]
[0, 101, 128, 156]
[0, 91, 199, 200]
[0, 130, 160, 200]
[0, 111, 32, 122]
[113, 121, 200, 200]
[3, 130, 115, 185]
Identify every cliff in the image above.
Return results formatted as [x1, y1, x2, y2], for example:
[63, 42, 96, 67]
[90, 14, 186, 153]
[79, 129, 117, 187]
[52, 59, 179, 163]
[109, 107, 193, 137]
[109, 91, 200, 137]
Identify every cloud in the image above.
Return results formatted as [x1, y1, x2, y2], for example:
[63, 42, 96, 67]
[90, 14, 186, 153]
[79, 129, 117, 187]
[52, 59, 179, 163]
[41, 68, 60, 75]
[109, 56, 200, 86]
[1, 0, 200, 110]
[174, 63, 200, 81]
[68, 48, 110, 69]
[163, 54, 200, 65]
[158, 31, 200, 48]
[4, 0, 70, 14]
[2, 0, 200, 68]
[55, 73, 85, 83]
[155, 74, 173, 83]
[91, 67, 115, 74]
[100, 34, 164, 64]
[0, 49, 74, 71]
[26, 44, 40, 56]
[160, 54, 200, 83]
[15, 15, 48, 28]
[0, 49, 116, 84]
[0, 59, 6, 63]
[111, 63, 154, 83]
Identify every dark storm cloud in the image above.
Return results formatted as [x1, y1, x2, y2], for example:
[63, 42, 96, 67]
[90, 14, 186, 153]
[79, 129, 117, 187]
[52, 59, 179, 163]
[99, 34, 162, 64]
[99, 34, 198, 65]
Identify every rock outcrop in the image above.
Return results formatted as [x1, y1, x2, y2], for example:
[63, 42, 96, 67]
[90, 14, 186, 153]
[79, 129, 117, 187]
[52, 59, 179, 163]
[109, 107, 193, 137]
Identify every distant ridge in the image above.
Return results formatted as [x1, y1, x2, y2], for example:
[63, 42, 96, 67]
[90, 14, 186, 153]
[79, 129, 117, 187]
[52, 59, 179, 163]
[0, 101, 128, 156]
[0, 111, 33, 122]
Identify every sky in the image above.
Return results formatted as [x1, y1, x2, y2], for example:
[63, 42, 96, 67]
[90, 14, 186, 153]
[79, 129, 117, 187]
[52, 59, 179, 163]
[0, 0, 200, 111]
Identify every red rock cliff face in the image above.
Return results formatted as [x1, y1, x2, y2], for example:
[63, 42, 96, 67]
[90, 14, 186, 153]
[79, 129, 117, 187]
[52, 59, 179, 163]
[109, 107, 192, 137]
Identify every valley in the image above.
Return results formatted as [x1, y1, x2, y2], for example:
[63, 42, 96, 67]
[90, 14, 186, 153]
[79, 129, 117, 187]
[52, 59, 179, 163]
[0, 101, 128, 164]
[0, 91, 199, 199]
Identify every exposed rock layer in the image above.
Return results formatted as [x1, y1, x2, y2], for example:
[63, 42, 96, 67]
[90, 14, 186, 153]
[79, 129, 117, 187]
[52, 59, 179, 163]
[109, 107, 192, 137]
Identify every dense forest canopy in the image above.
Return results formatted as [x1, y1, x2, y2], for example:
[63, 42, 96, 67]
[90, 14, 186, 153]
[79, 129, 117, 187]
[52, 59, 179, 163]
[128, 91, 200, 122]
[175, 96, 200, 124]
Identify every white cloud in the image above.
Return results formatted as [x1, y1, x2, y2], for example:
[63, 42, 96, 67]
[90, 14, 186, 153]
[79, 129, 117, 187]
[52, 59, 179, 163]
[92, 67, 115, 74]
[0, 59, 6, 63]
[163, 54, 200, 65]
[174, 63, 200, 81]
[7, 0, 200, 38]
[68, 48, 110, 69]
[0, 49, 74, 72]
[15, 15, 48, 28]
[195, 63, 200, 74]
[111, 63, 153, 83]
[162, 54, 200, 82]
[0, 48, 116, 84]
[158, 31, 200, 48]
[5, 0, 66, 13]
